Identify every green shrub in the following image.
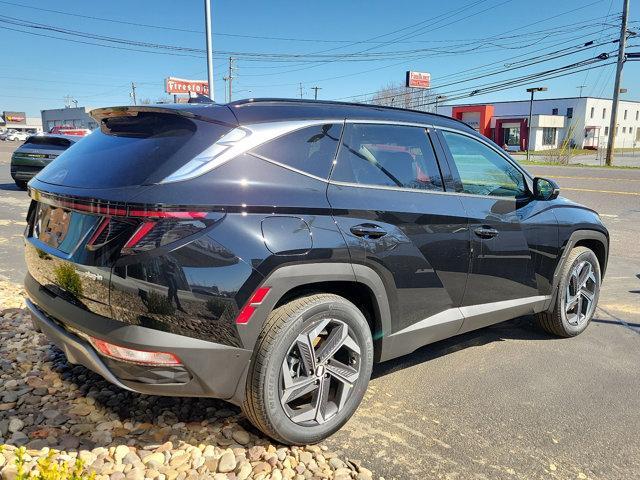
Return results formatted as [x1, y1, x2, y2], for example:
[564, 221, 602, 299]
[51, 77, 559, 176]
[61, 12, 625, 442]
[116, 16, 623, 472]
[53, 263, 83, 298]
[146, 290, 175, 315]
[205, 297, 227, 317]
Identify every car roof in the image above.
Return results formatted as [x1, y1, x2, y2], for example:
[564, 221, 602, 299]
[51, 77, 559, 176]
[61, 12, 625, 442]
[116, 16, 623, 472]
[227, 98, 473, 130]
[91, 99, 474, 132]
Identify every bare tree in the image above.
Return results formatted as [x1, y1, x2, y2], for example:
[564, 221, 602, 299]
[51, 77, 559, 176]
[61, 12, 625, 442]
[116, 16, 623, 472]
[366, 81, 438, 112]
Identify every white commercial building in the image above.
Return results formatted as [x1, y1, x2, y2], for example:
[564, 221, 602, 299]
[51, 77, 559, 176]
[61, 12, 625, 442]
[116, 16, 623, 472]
[439, 97, 640, 151]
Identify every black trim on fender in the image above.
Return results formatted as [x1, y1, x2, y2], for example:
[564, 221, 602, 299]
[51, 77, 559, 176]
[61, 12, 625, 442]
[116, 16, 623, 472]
[543, 229, 609, 311]
[234, 262, 392, 363]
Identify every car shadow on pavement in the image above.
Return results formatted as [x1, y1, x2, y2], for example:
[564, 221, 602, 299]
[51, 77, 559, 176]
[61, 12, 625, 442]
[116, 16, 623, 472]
[0, 183, 22, 192]
[372, 315, 555, 380]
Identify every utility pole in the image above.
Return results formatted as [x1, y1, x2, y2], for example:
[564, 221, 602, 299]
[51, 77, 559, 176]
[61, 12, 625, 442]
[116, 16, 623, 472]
[434, 95, 446, 114]
[526, 86, 548, 161]
[299, 83, 304, 99]
[204, 0, 215, 101]
[577, 84, 587, 97]
[225, 57, 235, 102]
[311, 86, 322, 100]
[605, 0, 630, 166]
[130, 82, 137, 106]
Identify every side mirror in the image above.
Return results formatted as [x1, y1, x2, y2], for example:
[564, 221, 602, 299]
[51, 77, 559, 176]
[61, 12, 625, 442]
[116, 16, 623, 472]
[533, 177, 560, 200]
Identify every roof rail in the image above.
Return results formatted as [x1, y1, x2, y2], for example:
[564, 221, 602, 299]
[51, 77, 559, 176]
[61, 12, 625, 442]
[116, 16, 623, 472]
[227, 97, 469, 127]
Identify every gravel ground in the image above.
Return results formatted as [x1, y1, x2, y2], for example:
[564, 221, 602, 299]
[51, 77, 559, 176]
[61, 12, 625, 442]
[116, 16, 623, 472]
[0, 281, 375, 480]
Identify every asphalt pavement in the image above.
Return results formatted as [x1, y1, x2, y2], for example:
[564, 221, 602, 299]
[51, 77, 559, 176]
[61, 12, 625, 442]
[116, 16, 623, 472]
[0, 142, 638, 479]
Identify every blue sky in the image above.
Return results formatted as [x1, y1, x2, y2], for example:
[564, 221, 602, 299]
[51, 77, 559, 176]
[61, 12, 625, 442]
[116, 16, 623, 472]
[1, 0, 638, 116]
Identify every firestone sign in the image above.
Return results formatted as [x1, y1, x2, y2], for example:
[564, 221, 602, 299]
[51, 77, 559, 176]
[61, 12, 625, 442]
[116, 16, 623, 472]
[405, 71, 431, 89]
[165, 77, 210, 95]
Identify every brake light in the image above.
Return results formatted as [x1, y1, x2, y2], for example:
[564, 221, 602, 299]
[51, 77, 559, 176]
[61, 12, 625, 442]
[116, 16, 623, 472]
[236, 287, 271, 324]
[89, 336, 182, 366]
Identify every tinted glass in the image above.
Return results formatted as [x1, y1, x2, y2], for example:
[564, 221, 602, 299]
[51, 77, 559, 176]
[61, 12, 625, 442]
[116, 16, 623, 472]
[37, 112, 232, 188]
[251, 124, 342, 179]
[441, 131, 526, 198]
[331, 123, 443, 191]
[23, 136, 72, 150]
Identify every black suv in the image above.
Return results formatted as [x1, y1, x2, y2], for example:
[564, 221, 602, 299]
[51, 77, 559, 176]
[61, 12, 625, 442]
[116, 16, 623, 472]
[24, 99, 608, 444]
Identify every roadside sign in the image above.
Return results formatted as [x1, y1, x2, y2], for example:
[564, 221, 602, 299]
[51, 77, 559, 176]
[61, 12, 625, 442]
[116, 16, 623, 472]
[405, 71, 431, 89]
[165, 77, 210, 95]
[3, 111, 26, 124]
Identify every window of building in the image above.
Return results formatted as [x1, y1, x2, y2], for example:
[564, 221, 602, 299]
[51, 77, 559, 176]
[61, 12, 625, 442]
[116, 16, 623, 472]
[502, 127, 520, 147]
[622, 127, 626, 134]
[251, 124, 342, 179]
[604, 126, 609, 136]
[331, 124, 444, 191]
[440, 131, 526, 198]
[603, 108, 607, 119]
[624, 110, 628, 120]
[552, 108, 559, 115]
[567, 107, 573, 119]
[636, 111, 639, 121]
[542, 128, 557, 146]
[590, 106, 595, 119]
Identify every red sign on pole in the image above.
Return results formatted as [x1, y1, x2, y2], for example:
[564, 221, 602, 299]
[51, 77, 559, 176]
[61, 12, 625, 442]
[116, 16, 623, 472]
[405, 71, 431, 89]
[165, 77, 210, 95]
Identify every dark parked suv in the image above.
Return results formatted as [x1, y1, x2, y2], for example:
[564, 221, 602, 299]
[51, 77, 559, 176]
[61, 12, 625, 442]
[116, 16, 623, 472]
[24, 99, 608, 444]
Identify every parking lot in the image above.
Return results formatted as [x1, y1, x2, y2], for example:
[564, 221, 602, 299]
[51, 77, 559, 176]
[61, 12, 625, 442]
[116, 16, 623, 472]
[0, 141, 638, 479]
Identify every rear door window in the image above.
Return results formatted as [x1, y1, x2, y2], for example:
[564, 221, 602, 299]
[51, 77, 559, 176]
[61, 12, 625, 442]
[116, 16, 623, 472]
[250, 124, 342, 179]
[330, 123, 444, 191]
[36, 112, 232, 188]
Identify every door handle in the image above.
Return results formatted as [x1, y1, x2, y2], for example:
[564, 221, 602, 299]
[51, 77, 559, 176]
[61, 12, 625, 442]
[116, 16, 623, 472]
[474, 226, 499, 239]
[350, 223, 387, 239]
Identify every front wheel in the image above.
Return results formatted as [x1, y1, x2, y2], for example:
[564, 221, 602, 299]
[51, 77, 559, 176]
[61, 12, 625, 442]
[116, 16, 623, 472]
[242, 293, 373, 445]
[536, 246, 601, 337]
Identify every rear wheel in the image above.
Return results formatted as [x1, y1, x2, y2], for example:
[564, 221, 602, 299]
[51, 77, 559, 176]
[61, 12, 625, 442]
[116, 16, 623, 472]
[536, 246, 601, 337]
[14, 180, 28, 190]
[242, 293, 373, 444]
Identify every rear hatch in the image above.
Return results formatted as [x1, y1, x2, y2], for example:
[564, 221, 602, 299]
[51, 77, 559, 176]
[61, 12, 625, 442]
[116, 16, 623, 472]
[25, 105, 236, 317]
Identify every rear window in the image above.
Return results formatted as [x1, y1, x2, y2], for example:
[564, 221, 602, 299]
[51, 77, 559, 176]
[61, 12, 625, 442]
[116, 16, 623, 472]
[250, 124, 342, 179]
[23, 136, 72, 150]
[36, 112, 232, 188]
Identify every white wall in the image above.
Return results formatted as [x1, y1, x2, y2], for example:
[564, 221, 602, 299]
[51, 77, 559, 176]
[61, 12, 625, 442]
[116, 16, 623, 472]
[442, 97, 640, 150]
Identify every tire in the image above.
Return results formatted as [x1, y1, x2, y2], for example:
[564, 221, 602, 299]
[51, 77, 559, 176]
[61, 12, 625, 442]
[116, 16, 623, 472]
[14, 180, 28, 190]
[536, 246, 601, 337]
[242, 293, 374, 445]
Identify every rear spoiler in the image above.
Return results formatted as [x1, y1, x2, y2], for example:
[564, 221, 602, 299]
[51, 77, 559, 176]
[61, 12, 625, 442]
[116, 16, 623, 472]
[90, 105, 238, 127]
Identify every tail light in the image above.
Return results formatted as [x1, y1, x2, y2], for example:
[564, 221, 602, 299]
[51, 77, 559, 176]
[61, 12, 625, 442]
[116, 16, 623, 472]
[236, 287, 271, 324]
[89, 336, 182, 366]
[29, 189, 214, 255]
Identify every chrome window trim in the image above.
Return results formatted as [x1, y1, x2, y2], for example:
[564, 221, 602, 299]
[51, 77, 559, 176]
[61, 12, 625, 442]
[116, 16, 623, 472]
[160, 118, 341, 183]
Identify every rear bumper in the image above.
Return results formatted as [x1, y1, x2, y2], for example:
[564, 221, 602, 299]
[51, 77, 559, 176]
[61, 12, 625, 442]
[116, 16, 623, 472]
[10, 164, 42, 182]
[25, 273, 252, 403]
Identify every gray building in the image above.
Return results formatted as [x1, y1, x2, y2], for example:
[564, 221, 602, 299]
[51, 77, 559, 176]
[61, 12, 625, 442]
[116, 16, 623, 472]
[41, 106, 99, 133]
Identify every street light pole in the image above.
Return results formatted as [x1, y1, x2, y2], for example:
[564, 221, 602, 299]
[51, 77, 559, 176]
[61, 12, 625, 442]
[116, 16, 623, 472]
[526, 87, 547, 161]
[204, 0, 215, 101]
[605, 0, 630, 166]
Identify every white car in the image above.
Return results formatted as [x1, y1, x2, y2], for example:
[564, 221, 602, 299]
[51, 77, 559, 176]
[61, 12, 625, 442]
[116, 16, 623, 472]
[6, 131, 29, 141]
